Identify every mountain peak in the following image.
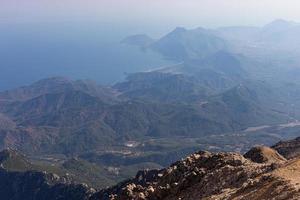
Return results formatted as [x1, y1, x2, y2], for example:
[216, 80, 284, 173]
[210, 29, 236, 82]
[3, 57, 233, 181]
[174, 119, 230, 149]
[151, 26, 227, 60]
[172, 27, 187, 33]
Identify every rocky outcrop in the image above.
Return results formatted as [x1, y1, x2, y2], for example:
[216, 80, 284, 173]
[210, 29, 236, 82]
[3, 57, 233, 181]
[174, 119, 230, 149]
[0, 141, 300, 200]
[92, 149, 300, 200]
[244, 146, 286, 164]
[273, 137, 300, 159]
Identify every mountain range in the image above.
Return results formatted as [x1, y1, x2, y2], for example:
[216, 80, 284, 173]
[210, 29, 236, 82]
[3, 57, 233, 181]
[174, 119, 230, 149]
[0, 72, 290, 156]
[124, 19, 300, 59]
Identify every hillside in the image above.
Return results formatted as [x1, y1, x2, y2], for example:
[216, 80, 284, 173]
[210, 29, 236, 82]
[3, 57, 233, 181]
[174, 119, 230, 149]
[114, 71, 210, 103]
[0, 76, 288, 156]
[115, 51, 248, 101]
[0, 149, 160, 189]
[149, 27, 228, 60]
[0, 169, 94, 200]
[0, 77, 117, 102]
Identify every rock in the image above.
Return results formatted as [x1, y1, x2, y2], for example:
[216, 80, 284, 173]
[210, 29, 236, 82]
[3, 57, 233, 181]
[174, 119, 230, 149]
[272, 137, 300, 159]
[244, 146, 287, 164]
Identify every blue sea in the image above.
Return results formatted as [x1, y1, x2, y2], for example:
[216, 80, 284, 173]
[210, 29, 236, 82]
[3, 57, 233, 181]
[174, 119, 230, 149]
[0, 22, 172, 91]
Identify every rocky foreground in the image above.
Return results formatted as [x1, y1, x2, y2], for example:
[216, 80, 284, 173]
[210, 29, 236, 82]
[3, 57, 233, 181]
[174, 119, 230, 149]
[92, 139, 300, 200]
[0, 138, 299, 200]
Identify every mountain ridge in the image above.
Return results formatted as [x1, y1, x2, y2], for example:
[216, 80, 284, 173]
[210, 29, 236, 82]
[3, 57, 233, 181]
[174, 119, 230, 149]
[93, 139, 300, 200]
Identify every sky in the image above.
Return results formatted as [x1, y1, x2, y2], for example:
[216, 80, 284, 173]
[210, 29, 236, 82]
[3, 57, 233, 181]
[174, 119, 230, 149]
[1, 0, 300, 38]
[2, 0, 300, 27]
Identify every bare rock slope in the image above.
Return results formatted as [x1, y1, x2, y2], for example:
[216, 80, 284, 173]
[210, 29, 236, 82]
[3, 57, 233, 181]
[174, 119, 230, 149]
[273, 137, 300, 159]
[0, 141, 299, 199]
[93, 146, 300, 200]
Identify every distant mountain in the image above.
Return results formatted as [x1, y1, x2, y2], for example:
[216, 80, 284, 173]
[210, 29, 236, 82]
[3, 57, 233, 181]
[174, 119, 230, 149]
[116, 51, 249, 102]
[0, 77, 239, 155]
[4, 90, 108, 127]
[0, 75, 288, 156]
[123, 27, 228, 61]
[0, 77, 117, 103]
[199, 51, 246, 77]
[215, 19, 299, 44]
[121, 19, 300, 58]
[151, 27, 227, 60]
[114, 72, 210, 103]
[176, 51, 247, 91]
[172, 50, 245, 75]
[256, 19, 300, 50]
[196, 84, 286, 130]
[116, 70, 287, 131]
[216, 19, 300, 55]
[261, 19, 299, 34]
[121, 20, 300, 75]
[114, 51, 288, 128]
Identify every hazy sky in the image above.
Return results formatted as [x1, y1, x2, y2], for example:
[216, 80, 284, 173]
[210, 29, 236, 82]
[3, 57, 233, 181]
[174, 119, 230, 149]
[2, 0, 300, 34]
